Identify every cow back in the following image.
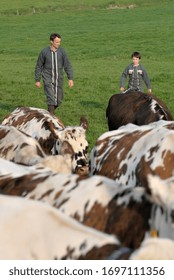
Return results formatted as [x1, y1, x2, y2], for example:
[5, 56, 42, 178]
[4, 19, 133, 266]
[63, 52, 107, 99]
[106, 92, 173, 131]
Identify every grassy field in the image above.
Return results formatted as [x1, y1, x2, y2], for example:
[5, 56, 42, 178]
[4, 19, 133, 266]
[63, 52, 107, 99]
[0, 0, 174, 152]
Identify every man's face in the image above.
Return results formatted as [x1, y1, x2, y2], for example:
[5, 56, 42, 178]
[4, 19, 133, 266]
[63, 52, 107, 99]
[51, 37, 61, 50]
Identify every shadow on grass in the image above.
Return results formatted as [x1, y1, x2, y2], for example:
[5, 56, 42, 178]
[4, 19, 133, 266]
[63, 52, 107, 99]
[0, 103, 17, 112]
[80, 100, 104, 109]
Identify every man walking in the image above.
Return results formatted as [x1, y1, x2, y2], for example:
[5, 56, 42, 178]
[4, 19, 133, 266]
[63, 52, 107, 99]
[35, 33, 74, 114]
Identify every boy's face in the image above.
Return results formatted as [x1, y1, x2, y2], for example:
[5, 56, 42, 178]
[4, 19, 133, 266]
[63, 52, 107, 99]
[132, 56, 139, 66]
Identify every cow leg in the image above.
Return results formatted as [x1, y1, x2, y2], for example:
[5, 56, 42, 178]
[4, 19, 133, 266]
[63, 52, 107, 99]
[47, 105, 55, 115]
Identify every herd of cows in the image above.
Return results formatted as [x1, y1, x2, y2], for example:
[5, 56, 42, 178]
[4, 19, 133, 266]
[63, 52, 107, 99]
[0, 91, 174, 259]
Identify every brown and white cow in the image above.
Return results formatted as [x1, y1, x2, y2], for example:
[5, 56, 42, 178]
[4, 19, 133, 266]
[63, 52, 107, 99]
[1, 107, 89, 175]
[106, 92, 173, 131]
[0, 192, 173, 260]
[0, 158, 146, 249]
[0, 125, 45, 165]
[89, 120, 174, 188]
[0, 194, 120, 260]
[1, 158, 174, 250]
[0, 125, 72, 173]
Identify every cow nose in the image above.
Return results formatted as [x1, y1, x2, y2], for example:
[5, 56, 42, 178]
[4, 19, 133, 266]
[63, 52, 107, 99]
[76, 158, 88, 167]
[75, 158, 89, 176]
[75, 165, 89, 177]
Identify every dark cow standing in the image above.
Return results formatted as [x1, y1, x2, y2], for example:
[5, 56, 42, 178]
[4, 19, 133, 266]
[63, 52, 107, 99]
[106, 92, 173, 131]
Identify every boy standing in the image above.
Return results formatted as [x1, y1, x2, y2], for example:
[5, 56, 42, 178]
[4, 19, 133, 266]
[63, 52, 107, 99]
[120, 51, 152, 94]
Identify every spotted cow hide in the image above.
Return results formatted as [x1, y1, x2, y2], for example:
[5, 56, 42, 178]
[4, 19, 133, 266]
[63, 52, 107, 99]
[89, 120, 174, 188]
[0, 194, 120, 260]
[1, 158, 174, 250]
[1, 107, 89, 175]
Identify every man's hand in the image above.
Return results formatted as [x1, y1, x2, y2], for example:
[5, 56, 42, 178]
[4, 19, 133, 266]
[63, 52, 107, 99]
[68, 80, 74, 88]
[147, 89, 152, 94]
[35, 81, 41, 88]
[120, 87, 124, 93]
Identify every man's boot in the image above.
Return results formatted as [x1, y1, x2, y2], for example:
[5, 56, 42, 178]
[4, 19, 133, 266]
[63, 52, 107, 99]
[47, 105, 55, 115]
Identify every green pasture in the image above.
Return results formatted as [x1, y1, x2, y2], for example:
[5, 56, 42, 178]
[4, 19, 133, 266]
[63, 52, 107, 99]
[0, 0, 174, 152]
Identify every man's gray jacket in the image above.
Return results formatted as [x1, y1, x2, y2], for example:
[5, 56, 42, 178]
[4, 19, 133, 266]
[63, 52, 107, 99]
[35, 46, 73, 88]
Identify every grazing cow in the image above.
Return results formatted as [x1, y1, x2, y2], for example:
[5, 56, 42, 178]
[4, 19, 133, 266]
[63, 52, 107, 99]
[1, 158, 174, 250]
[89, 121, 174, 187]
[106, 92, 173, 131]
[1, 107, 89, 175]
[0, 194, 121, 260]
[0, 125, 72, 173]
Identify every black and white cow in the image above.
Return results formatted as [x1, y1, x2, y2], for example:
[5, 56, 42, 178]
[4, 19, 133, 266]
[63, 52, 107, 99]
[106, 92, 173, 131]
[1, 107, 89, 175]
[90, 120, 174, 188]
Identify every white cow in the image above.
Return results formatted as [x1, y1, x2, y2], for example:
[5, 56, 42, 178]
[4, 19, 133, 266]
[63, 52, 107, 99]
[0, 194, 120, 260]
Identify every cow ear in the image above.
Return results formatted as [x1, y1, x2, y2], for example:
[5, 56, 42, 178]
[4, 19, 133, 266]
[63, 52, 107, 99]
[80, 116, 88, 130]
[60, 140, 74, 158]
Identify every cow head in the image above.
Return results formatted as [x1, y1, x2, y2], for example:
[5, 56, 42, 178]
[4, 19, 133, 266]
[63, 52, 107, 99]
[55, 119, 89, 175]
